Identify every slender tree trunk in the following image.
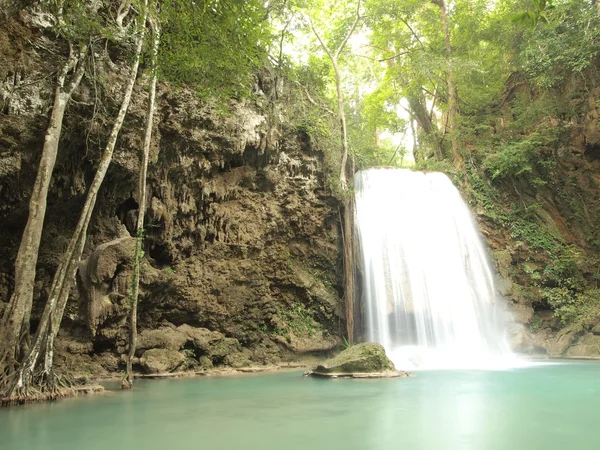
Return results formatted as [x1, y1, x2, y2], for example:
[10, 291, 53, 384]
[332, 59, 351, 190]
[2, 11, 146, 401]
[124, 19, 159, 390]
[0, 44, 87, 378]
[433, 0, 463, 169]
[308, 1, 361, 344]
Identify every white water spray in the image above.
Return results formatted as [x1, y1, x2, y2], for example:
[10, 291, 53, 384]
[355, 168, 517, 370]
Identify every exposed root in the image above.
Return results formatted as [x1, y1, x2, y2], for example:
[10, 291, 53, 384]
[0, 370, 77, 407]
[1, 385, 76, 407]
[121, 376, 132, 390]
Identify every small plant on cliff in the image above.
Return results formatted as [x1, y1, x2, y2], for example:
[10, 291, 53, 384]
[529, 314, 542, 333]
[483, 128, 558, 183]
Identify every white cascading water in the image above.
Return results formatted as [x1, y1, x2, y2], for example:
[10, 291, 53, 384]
[355, 168, 517, 370]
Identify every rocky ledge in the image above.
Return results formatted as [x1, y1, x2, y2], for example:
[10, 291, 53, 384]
[304, 342, 410, 379]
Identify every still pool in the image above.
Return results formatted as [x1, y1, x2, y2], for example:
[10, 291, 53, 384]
[1, 361, 600, 450]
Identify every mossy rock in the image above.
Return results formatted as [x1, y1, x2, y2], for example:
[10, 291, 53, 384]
[306, 343, 408, 378]
[140, 349, 185, 374]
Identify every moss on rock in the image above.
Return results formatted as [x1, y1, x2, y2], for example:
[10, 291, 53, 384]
[309, 342, 402, 377]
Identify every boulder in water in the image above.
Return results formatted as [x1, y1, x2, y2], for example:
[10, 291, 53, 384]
[305, 343, 409, 378]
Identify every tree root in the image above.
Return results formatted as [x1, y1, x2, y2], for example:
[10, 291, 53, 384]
[0, 371, 77, 407]
[1, 386, 76, 407]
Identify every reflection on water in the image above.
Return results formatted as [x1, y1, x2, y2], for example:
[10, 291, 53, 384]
[1, 363, 599, 450]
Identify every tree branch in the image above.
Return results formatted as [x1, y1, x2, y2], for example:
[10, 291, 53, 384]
[293, 80, 335, 115]
[307, 15, 335, 62]
[378, 50, 410, 62]
[399, 16, 426, 51]
[65, 44, 88, 95]
[334, 0, 363, 60]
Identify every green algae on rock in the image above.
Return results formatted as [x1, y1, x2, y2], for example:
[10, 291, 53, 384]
[305, 342, 409, 378]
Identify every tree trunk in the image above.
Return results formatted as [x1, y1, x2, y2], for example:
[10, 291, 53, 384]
[332, 58, 351, 191]
[124, 19, 159, 390]
[308, 2, 361, 344]
[0, 44, 87, 379]
[2, 13, 146, 401]
[407, 90, 442, 160]
[434, 0, 463, 169]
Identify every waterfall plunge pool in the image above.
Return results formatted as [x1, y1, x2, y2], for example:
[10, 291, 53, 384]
[2, 361, 599, 450]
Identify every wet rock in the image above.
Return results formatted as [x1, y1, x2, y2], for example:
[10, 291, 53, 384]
[508, 304, 534, 325]
[566, 333, 600, 358]
[93, 352, 120, 373]
[546, 327, 580, 356]
[306, 343, 407, 378]
[140, 349, 185, 374]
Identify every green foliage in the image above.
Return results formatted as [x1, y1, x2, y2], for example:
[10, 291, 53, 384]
[519, 1, 600, 88]
[413, 158, 455, 174]
[484, 141, 538, 180]
[159, 0, 271, 97]
[342, 336, 351, 349]
[284, 304, 321, 336]
[509, 215, 558, 252]
[512, 0, 555, 29]
[483, 128, 558, 182]
[39, 0, 149, 46]
[529, 313, 542, 332]
[542, 288, 600, 327]
[272, 303, 322, 339]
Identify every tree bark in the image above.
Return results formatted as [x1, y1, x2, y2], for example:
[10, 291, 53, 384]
[124, 18, 159, 390]
[0, 43, 87, 378]
[3, 9, 146, 400]
[332, 59, 351, 190]
[342, 198, 355, 343]
[407, 90, 443, 160]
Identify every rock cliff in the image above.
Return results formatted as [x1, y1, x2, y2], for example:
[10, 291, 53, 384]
[0, 10, 343, 377]
[464, 76, 600, 358]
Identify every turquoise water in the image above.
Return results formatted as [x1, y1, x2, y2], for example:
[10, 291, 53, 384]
[1, 362, 600, 450]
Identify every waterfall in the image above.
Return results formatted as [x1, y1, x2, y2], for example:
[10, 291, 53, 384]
[354, 168, 516, 370]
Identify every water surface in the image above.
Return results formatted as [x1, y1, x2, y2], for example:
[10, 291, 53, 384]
[1, 362, 599, 450]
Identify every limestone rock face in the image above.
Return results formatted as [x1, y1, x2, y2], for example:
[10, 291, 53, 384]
[566, 333, 600, 358]
[137, 327, 190, 353]
[0, 12, 344, 378]
[77, 233, 136, 335]
[140, 349, 185, 374]
[136, 324, 247, 368]
[308, 343, 406, 378]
